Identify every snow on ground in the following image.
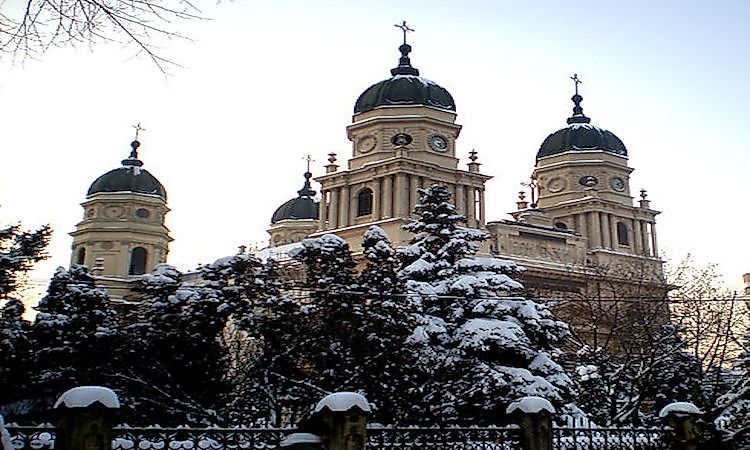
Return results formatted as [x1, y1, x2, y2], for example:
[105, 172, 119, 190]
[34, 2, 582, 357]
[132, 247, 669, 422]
[53, 386, 120, 409]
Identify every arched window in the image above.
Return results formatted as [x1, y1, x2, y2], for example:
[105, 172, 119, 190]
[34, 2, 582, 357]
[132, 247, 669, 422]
[129, 247, 147, 275]
[357, 188, 373, 216]
[76, 247, 86, 265]
[617, 222, 629, 246]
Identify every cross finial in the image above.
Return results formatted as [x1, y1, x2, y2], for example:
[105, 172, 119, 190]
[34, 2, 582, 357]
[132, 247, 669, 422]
[132, 122, 146, 141]
[571, 74, 582, 96]
[640, 189, 648, 200]
[394, 20, 414, 45]
[521, 175, 539, 207]
[302, 154, 315, 173]
[469, 149, 478, 162]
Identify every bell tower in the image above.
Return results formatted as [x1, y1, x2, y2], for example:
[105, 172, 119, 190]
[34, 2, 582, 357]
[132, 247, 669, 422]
[70, 129, 171, 283]
[314, 23, 491, 251]
[530, 76, 661, 270]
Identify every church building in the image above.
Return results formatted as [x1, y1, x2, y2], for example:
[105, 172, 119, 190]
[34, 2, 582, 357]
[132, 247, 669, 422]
[70, 34, 664, 302]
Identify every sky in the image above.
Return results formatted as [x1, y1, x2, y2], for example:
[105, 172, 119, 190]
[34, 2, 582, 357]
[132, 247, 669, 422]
[1, 0, 748, 303]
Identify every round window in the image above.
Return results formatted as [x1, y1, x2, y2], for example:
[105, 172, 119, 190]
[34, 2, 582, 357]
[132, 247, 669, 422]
[136, 208, 150, 218]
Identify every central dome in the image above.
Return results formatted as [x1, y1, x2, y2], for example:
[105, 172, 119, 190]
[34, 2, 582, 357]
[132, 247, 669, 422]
[354, 43, 455, 114]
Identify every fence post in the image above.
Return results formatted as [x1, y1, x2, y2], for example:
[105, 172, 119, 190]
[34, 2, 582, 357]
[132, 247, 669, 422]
[506, 396, 555, 450]
[53, 386, 120, 450]
[312, 392, 370, 450]
[658, 402, 703, 450]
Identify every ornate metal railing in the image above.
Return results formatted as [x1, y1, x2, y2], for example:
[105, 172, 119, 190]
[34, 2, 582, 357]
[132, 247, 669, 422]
[5, 425, 56, 450]
[112, 427, 290, 450]
[553, 426, 672, 450]
[366, 426, 522, 450]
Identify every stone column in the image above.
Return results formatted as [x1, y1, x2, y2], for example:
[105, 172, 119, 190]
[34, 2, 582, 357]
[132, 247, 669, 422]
[466, 187, 476, 227]
[372, 178, 382, 220]
[329, 189, 339, 229]
[479, 188, 486, 226]
[650, 222, 659, 257]
[54, 387, 120, 450]
[632, 219, 643, 255]
[610, 214, 619, 248]
[410, 175, 420, 216]
[590, 212, 602, 248]
[340, 186, 350, 228]
[383, 176, 393, 218]
[640, 220, 650, 256]
[396, 173, 409, 217]
[456, 184, 466, 217]
[600, 213, 611, 249]
[318, 190, 328, 230]
[577, 213, 588, 238]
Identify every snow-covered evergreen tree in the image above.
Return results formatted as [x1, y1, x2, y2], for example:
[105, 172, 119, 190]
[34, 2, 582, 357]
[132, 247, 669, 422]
[0, 224, 50, 301]
[399, 184, 574, 424]
[32, 265, 118, 401]
[0, 299, 33, 408]
[715, 328, 750, 444]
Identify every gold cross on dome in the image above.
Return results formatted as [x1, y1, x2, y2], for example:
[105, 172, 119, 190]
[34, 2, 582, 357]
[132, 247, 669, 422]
[570, 74, 582, 96]
[132, 122, 146, 141]
[302, 154, 315, 173]
[394, 20, 415, 45]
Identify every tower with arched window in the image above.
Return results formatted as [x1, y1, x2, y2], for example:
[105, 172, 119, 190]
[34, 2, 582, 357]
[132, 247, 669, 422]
[69, 137, 172, 295]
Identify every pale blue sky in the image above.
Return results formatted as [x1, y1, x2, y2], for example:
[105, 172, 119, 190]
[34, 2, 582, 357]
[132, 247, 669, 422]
[1, 0, 748, 298]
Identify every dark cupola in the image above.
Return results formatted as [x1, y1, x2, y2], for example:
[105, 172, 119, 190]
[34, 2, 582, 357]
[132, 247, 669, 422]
[537, 76, 627, 159]
[87, 139, 167, 200]
[271, 172, 319, 224]
[353, 28, 455, 114]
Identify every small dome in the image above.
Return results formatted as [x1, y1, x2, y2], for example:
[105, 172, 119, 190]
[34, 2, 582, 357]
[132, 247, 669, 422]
[271, 173, 319, 224]
[353, 43, 455, 114]
[87, 141, 167, 200]
[537, 123, 628, 159]
[537, 90, 627, 159]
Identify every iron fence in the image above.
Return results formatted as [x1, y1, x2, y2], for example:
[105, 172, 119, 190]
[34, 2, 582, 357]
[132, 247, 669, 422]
[366, 426, 522, 450]
[553, 426, 672, 450]
[5, 425, 56, 450]
[112, 427, 290, 450]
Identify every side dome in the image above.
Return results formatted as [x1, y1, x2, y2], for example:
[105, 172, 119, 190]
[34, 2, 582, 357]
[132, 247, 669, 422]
[537, 91, 627, 159]
[87, 140, 167, 200]
[537, 123, 627, 159]
[353, 43, 455, 114]
[271, 173, 319, 224]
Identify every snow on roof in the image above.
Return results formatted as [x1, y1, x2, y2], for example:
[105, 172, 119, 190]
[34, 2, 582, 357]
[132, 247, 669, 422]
[53, 386, 120, 409]
[255, 241, 303, 261]
[658, 402, 703, 418]
[1, 415, 13, 450]
[506, 396, 556, 415]
[279, 433, 323, 447]
[314, 392, 371, 413]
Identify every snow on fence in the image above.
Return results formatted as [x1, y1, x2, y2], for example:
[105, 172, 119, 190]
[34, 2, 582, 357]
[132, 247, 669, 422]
[552, 425, 672, 450]
[5, 424, 679, 450]
[366, 426, 522, 450]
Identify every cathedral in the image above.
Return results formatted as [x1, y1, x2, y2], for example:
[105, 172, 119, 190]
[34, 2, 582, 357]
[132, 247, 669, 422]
[69, 36, 664, 302]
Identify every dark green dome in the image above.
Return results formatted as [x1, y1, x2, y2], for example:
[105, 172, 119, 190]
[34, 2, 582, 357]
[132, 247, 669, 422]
[537, 92, 627, 159]
[354, 43, 455, 114]
[271, 173, 319, 224]
[87, 141, 167, 200]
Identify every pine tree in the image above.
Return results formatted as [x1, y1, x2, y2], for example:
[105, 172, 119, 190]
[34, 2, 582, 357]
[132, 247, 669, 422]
[32, 265, 118, 402]
[399, 184, 574, 424]
[0, 299, 33, 408]
[0, 223, 50, 300]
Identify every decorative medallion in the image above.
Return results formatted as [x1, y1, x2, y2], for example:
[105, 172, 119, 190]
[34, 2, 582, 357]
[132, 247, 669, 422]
[100, 241, 114, 250]
[429, 135, 448, 152]
[390, 133, 413, 146]
[358, 136, 377, 153]
[104, 206, 124, 218]
[610, 177, 626, 192]
[547, 177, 566, 193]
[579, 175, 599, 187]
[136, 208, 151, 218]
